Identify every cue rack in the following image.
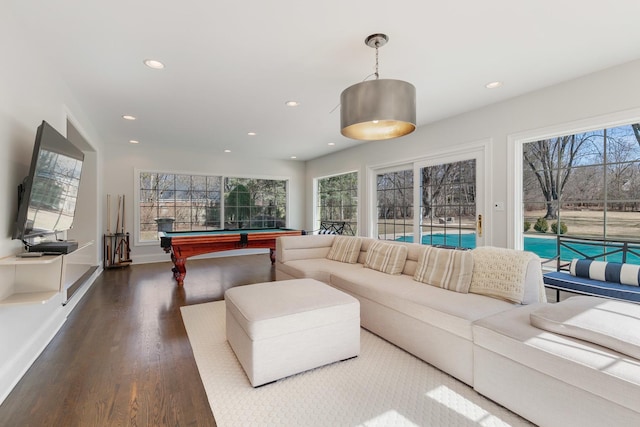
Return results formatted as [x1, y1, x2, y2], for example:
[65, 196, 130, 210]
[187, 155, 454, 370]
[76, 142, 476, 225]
[104, 194, 132, 268]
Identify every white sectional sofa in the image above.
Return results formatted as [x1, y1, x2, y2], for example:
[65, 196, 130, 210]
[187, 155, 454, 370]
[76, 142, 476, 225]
[275, 234, 640, 427]
[275, 234, 545, 386]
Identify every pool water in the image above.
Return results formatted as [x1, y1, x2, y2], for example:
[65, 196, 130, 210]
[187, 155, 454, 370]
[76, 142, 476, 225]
[396, 233, 640, 264]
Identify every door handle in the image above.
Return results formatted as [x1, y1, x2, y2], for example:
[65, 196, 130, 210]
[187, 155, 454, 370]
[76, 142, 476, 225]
[477, 214, 483, 237]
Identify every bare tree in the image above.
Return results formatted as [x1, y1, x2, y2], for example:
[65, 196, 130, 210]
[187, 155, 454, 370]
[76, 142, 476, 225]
[377, 170, 413, 220]
[604, 126, 640, 211]
[421, 164, 453, 218]
[523, 135, 590, 219]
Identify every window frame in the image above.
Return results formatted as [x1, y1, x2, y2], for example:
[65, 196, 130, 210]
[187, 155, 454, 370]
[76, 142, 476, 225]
[134, 169, 290, 246]
[508, 108, 640, 252]
[367, 139, 491, 244]
[417, 158, 478, 248]
[313, 170, 359, 235]
[372, 166, 414, 241]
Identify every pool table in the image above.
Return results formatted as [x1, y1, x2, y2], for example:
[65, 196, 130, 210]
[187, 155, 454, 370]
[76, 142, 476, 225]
[159, 228, 303, 286]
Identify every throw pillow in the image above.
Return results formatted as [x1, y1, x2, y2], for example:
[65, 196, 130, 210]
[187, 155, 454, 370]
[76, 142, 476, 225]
[326, 236, 363, 264]
[570, 259, 640, 287]
[469, 246, 540, 304]
[364, 241, 408, 275]
[413, 246, 474, 293]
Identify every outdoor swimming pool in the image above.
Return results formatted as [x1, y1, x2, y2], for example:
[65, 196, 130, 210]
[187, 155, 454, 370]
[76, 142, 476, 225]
[396, 233, 640, 264]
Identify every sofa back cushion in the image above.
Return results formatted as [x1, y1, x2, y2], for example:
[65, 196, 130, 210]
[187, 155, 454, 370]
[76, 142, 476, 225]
[364, 241, 408, 275]
[326, 236, 363, 264]
[276, 235, 335, 263]
[413, 246, 474, 293]
[570, 259, 640, 287]
[401, 243, 425, 276]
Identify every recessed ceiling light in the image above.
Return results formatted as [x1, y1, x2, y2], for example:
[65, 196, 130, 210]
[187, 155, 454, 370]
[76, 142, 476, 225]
[290, 156, 297, 159]
[122, 115, 136, 121]
[285, 101, 300, 107]
[144, 59, 165, 69]
[129, 140, 139, 144]
[485, 81, 503, 89]
[328, 142, 336, 146]
[224, 149, 231, 153]
[247, 132, 257, 136]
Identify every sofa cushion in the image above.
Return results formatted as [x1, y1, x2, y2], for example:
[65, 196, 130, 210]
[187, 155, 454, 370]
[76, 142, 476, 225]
[277, 258, 363, 283]
[570, 259, 640, 287]
[364, 241, 408, 275]
[530, 295, 640, 360]
[413, 246, 474, 293]
[543, 271, 640, 302]
[276, 235, 334, 263]
[474, 304, 640, 414]
[469, 246, 542, 304]
[326, 236, 362, 264]
[330, 268, 515, 340]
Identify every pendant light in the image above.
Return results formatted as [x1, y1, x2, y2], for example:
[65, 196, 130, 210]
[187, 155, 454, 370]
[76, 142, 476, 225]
[340, 34, 416, 141]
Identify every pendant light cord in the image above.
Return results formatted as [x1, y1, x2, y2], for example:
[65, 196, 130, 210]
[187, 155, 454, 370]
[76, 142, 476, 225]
[330, 37, 382, 114]
[374, 43, 380, 79]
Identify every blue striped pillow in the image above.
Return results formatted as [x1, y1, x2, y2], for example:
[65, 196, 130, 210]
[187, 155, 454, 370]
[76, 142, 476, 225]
[318, 229, 337, 235]
[570, 259, 640, 287]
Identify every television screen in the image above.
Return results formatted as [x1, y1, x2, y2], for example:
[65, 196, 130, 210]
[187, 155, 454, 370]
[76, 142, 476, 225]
[13, 120, 84, 241]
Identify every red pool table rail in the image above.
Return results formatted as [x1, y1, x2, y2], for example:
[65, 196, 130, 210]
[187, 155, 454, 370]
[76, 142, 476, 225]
[159, 228, 303, 286]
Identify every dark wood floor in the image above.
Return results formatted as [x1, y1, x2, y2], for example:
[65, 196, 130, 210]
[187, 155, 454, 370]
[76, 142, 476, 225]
[0, 254, 276, 427]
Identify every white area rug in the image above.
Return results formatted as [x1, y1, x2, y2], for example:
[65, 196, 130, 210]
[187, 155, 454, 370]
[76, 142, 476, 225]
[181, 301, 532, 427]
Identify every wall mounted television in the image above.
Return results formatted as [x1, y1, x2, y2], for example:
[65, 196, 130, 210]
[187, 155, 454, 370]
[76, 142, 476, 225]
[13, 120, 84, 246]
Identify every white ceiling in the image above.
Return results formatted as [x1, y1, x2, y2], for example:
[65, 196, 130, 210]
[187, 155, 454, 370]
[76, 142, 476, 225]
[9, 1, 640, 161]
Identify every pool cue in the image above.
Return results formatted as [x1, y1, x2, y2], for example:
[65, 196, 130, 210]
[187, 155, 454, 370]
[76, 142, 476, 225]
[115, 195, 121, 236]
[106, 194, 111, 267]
[116, 195, 122, 263]
[107, 194, 111, 233]
[120, 195, 126, 262]
[123, 195, 131, 261]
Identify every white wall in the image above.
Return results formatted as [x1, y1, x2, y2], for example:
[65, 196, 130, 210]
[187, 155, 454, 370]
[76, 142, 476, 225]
[103, 145, 306, 264]
[0, 8, 104, 404]
[306, 59, 640, 247]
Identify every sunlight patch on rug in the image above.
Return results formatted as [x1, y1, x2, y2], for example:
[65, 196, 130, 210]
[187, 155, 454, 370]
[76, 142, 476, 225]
[181, 300, 532, 427]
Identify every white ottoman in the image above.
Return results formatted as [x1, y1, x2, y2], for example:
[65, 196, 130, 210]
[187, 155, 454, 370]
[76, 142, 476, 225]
[224, 278, 360, 387]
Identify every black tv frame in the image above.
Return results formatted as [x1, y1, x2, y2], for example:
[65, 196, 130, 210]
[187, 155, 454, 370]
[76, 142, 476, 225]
[12, 120, 84, 243]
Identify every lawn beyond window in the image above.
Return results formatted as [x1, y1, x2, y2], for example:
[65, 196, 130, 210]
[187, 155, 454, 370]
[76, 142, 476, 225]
[522, 123, 640, 262]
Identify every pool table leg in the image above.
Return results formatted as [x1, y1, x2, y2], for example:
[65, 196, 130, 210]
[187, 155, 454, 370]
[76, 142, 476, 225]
[171, 253, 187, 286]
[269, 248, 276, 264]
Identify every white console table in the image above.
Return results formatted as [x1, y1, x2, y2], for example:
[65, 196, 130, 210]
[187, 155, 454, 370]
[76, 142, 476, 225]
[0, 241, 95, 307]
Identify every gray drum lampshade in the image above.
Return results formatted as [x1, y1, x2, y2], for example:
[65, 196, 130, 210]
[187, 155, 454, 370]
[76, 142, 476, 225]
[340, 78, 416, 141]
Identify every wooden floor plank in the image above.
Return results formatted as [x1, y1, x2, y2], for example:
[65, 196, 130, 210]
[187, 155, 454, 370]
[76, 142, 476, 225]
[0, 254, 275, 426]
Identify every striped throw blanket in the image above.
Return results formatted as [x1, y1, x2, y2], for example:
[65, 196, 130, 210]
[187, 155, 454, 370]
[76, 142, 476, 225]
[469, 246, 546, 304]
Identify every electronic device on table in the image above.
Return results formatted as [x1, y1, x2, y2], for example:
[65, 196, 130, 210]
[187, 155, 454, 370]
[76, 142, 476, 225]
[12, 120, 84, 254]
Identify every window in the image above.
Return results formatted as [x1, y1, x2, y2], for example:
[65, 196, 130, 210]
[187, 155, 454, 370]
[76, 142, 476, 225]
[316, 172, 358, 235]
[376, 169, 413, 241]
[522, 123, 640, 261]
[137, 171, 287, 243]
[372, 141, 486, 246]
[224, 177, 286, 229]
[419, 160, 476, 248]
